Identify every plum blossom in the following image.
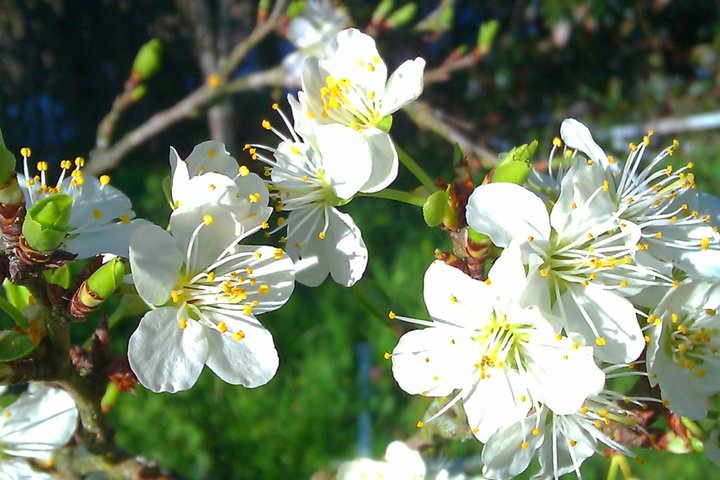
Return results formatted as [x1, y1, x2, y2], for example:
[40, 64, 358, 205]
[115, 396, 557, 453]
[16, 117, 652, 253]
[390, 260, 604, 443]
[290, 28, 426, 193]
[0, 384, 78, 479]
[337, 441, 426, 480]
[128, 204, 295, 393]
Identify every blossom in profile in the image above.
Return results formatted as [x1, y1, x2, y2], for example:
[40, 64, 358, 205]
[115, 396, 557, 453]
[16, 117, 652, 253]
[128, 205, 295, 393]
[253, 107, 376, 287]
[0, 384, 78, 479]
[390, 260, 604, 443]
[18, 149, 146, 258]
[282, 0, 350, 80]
[646, 281, 720, 419]
[337, 441, 426, 480]
[291, 28, 426, 193]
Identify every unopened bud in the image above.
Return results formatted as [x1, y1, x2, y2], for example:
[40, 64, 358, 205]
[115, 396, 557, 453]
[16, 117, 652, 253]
[477, 19, 500, 55]
[490, 140, 537, 185]
[132, 38, 163, 81]
[385, 3, 417, 28]
[372, 0, 395, 24]
[22, 194, 73, 253]
[71, 257, 126, 318]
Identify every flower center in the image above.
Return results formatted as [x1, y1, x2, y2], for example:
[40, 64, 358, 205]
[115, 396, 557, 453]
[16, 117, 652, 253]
[318, 75, 380, 129]
[663, 309, 720, 376]
[472, 313, 532, 378]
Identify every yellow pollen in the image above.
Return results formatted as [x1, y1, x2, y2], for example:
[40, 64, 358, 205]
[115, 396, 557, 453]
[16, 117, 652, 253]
[665, 165, 673, 176]
[171, 290, 182, 303]
[673, 279, 680, 289]
[672, 139, 680, 149]
[99, 175, 111, 186]
[75, 156, 85, 167]
[92, 209, 103, 219]
[645, 335, 651, 343]
[416, 420, 424, 429]
[20, 147, 31, 157]
[384, 352, 392, 360]
[179, 317, 187, 330]
[274, 248, 284, 259]
[255, 251, 263, 259]
[520, 395, 527, 402]
[388, 311, 396, 319]
[258, 285, 270, 295]
[629, 143, 637, 151]
[701, 237, 711, 250]
[595, 337, 606, 346]
[203, 214, 213, 226]
[569, 439, 578, 447]
[706, 308, 717, 316]
[607, 155, 616, 164]
[484, 279, 492, 285]
[539, 268, 550, 277]
[643, 135, 650, 147]
[218, 321, 228, 333]
[521, 441, 529, 449]
[602, 180, 609, 192]
[243, 304, 253, 315]
[532, 428, 541, 436]
[249, 193, 261, 203]
[271, 102, 279, 110]
[654, 231, 662, 239]
[620, 280, 628, 288]
[262, 120, 272, 130]
[232, 331, 246, 341]
[318, 231, 326, 240]
[572, 343, 580, 350]
[527, 235, 534, 241]
[239, 165, 250, 177]
[586, 159, 594, 165]
[553, 137, 562, 148]
[120, 214, 130, 224]
[571, 202, 577, 210]
[450, 295, 458, 303]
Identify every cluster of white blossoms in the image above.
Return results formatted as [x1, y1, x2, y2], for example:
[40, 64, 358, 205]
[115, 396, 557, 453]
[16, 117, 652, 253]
[127, 141, 295, 393]
[390, 119, 720, 478]
[251, 27, 425, 287]
[0, 384, 78, 479]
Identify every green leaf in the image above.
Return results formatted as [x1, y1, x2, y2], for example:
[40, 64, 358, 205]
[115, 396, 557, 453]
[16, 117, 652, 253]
[422, 190, 449, 227]
[45, 265, 72, 289]
[0, 330, 37, 362]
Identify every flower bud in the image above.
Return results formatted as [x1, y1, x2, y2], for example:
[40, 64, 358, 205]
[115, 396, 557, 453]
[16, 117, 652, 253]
[71, 257, 126, 318]
[372, 0, 395, 24]
[131, 38, 163, 81]
[22, 194, 73, 253]
[385, 3, 417, 29]
[489, 140, 537, 185]
[477, 19, 500, 55]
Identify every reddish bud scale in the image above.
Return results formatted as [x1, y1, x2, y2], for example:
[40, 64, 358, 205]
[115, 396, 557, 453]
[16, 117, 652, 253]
[70, 281, 104, 319]
[14, 235, 53, 265]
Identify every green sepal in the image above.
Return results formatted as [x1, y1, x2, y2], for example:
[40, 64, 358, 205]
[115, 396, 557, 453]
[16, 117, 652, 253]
[22, 194, 73, 253]
[477, 19, 500, 55]
[376, 115, 393, 133]
[372, 0, 395, 23]
[386, 3, 417, 28]
[132, 39, 163, 81]
[45, 265, 71, 289]
[87, 257, 126, 301]
[492, 140, 537, 185]
[0, 330, 37, 362]
[423, 190, 449, 227]
[0, 125, 17, 185]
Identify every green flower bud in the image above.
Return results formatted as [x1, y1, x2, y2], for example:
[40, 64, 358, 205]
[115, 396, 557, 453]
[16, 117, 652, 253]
[491, 140, 538, 185]
[87, 257, 126, 300]
[477, 19, 500, 55]
[22, 194, 73, 253]
[132, 39, 163, 81]
[386, 3, 417, 28]
[423, 190, 448, 227]
[372, 0, 395, 23]
[0, 125, 16, 185]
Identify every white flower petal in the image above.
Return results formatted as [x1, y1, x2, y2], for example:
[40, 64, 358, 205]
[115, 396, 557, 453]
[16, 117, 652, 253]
[319, 28, 388, 94]
[0, 458, 52, 480]
[312, 124, 372, 199]
[482, 412, 544, 480]
[560, 118, 608, 164]
[204, 313, 279, 388]
[65, 218, 151, 259]
[0, 386, 77, 458]
[558, 284, 644, 363]
[381, 58, 426, 116]
[184, 141, 238, 178]
[326, 209, 368, 286]
[128, 307, 209, 393]
[391, 327, 475, 397]
[466, 183, 551, 248]
[358, 128, 398, 193]
[423, 261, 493, 329]
[129, 224, 184, 306]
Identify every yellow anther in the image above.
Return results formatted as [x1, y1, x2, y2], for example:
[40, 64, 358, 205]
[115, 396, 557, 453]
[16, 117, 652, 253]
[695, 368, 706, 377]
[206, 272, 216, 282]
[665, 165, 673, 176]
[595, 337, 606, 346]
[179, 317, 187, 330]
[99, 174, 111, 186]
[672, 139, 680, 149]
[569, 440, 577, 447]
[243, 304, 253, 315]
[484, 279, 492, 285]
[271, 102, 279, 110]
[318, 231, 326, 239]
[258, 284, 270, 295]
[119, 214, 130, 224]
[521, 441, 529, 449]
[273, 248, 284, 259]
[551, 137, 562, 148]
[539, 268, 550, 277]
[36, 161, 48, 171]
[687, 162, 694, 169]
[388, 311, 396, 320]
[607, 155, 616, 164]
[294, 242, 302, 249]
[255, 251, 263, 259]
[203, 214, 214, 226]
[571, 202, 577, 210]
[629, 143, 637, 151]
[654, 231, 662, 239]
[261, 119, 272, 130]
[620, 280, 628, 288]
[602, 180, 609, 192]
[239, 165, 250, 177]
[644, 335, 651, 343]
[416, 420, 424, 429]
[532, 428, 541, 436]
[701, 237, 711, 250]
[705, 308, 717, 316]
[450, 295, 458, 303]
[20, 147, 31, 157]
[527, 235, 534, 242]
[92, 209, 104, 219]
[249, 193, 261, 203]
[643, 135, 650, 147]
[673, 279, 680, 289]
[75, 156, 85, 167]
[171, 290, 182, 303]
[232, 331, 246, 341]
[218, 321, 228, 333]
[383, 352, 392, 360]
